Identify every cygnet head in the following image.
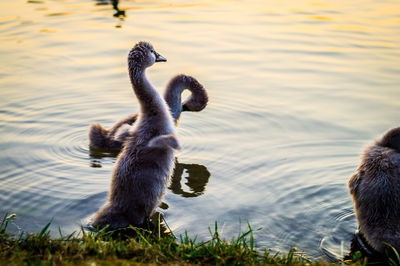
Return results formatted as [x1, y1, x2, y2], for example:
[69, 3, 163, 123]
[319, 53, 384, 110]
[377, 126, 400, 152]
[182, 78, 208, 112]
[182, 94, 208, 112]
[128, 41, 166, 69]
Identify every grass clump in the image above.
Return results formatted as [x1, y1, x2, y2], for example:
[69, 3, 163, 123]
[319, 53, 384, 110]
[0, 213, 369, 265]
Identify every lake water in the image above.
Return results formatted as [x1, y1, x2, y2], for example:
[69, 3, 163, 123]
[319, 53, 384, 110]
[0, 0, 399, 260]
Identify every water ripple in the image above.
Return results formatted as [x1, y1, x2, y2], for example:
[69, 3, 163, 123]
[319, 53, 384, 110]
[47, 127, 89, 167]
[320, 210, 356, 262]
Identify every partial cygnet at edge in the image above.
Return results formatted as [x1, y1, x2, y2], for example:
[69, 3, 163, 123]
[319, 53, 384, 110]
[92, 42, 180, 230]
[348, 126, 400, 253]
[89, 75, 208, 151]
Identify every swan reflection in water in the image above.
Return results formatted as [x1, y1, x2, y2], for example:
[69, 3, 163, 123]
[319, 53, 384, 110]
[89, 148, 210, 198]
[95, 0, 125, 18]
[168, 159, 210, 198]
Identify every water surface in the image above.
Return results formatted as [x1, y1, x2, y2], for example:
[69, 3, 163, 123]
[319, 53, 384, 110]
[1, 0, 399, 260]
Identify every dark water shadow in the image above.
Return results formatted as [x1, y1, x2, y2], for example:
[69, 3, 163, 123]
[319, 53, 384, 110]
[89, 146, 120, 159]
[89, 146, 119, 167]
[95, 0, 125, 18]
[168, 159, 210, 198]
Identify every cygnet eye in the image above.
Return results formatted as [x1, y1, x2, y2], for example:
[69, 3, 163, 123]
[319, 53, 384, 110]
[149, 50, 156, 61]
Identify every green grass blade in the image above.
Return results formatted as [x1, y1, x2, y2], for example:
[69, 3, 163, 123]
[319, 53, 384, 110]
[0, 212, 8, 233]
[162, 215, 176, 239]
[39, 218, 53, 237]
[129, 225, 150, 245]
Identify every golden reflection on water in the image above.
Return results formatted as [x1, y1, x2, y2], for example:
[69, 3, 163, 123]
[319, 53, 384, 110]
[310, 16, 331, 21]
[0, 0, 399, 43]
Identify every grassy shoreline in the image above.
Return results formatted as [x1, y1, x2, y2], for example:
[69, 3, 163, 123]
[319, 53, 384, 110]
[0, 213, 370, 265]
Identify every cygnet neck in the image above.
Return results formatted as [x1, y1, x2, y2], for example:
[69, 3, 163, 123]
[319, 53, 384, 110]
[164, 84, 182, 122]
[164, 75, 206, 123]
[129, 62, 165, 117]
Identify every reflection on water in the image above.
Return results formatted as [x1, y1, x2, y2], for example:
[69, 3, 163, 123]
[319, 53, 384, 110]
[1, 0, 400, 261]
[95, 0, 125, 18]
[169, 159, 210, 198]
[89, 146, 119, 167]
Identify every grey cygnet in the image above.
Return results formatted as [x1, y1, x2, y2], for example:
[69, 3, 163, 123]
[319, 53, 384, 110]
[92, 42, 180, 230]
[89, 75, 208, 151]
[348, 126, 400, 253]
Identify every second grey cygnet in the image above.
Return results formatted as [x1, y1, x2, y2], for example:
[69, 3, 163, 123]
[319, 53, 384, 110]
[348, 126, 400, 253]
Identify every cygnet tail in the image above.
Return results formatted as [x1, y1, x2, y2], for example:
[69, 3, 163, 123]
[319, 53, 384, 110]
[147, 134, 180, 150]
[377, 126, 400, 152]
[89, 122, 122, 150]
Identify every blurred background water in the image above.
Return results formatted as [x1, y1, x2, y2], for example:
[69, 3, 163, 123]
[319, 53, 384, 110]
[0, 0, 399, 260]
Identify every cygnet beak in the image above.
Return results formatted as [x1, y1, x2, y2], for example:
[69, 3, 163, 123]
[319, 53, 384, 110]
[155, 52, 167, 62]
